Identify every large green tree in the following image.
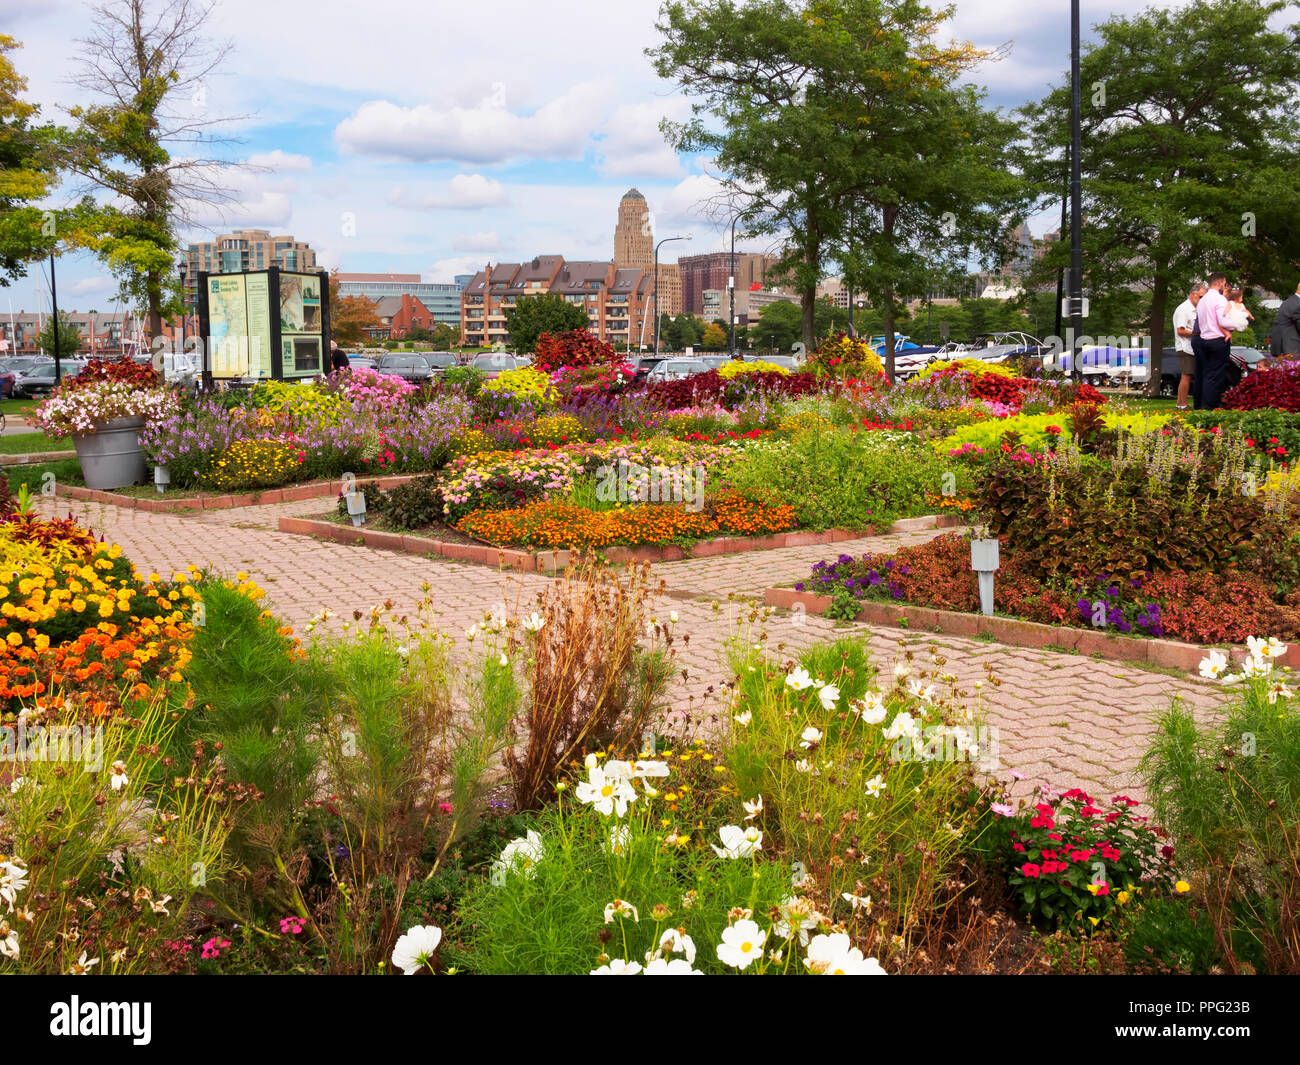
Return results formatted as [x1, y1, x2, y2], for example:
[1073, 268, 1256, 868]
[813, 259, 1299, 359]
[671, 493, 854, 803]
[651, 0, 1023, 378]
[1021, 0, 1300, 389]
[504, 292, 588, 352]
[0, 36, 60, 283]
[62, 0, 245, 338]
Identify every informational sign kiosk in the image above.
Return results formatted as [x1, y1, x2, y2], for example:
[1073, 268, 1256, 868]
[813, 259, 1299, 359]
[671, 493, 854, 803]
[196, 268, 331, 388]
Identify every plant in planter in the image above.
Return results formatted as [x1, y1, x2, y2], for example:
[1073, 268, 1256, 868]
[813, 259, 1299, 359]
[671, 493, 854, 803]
[33, 364, 182, 490]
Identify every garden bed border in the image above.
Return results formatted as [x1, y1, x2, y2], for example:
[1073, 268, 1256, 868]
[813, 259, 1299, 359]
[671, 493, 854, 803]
[0, 449, 77, 466]
[276, 512, 966, 573]
[55, 475, 418, 513]
[763, 587, 1300, 673]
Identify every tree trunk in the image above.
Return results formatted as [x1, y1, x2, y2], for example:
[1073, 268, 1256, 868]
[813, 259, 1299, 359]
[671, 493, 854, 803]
[1146, 274, 1169, 396]
[147, 266, 164, 340]
[801, 285, 817, 354]
[883, 291, 896, 383]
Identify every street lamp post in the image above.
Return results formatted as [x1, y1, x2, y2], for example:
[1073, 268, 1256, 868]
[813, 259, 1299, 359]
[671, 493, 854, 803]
[1067, 0, 1084, 372]
[654, 234, 691, 357]
[729, 210, 747, 355]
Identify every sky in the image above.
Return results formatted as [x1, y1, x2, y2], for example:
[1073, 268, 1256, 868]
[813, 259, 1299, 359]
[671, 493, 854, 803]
[2, 0, 1194, 314]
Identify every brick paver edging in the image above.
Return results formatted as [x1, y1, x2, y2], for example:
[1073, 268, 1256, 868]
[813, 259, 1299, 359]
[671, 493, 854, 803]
[277, 512, 967, 573]
[764, 587, 1300, 674]
[0, 450, 77, 466]
[55, 475, 418, 513]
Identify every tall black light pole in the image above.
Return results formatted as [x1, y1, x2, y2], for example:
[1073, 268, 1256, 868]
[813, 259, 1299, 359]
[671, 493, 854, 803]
[47, 252, 63, 384]
[1068, 0, 1084, 372]
[729, 211, 745, 355]
[654, 234, 690, 357]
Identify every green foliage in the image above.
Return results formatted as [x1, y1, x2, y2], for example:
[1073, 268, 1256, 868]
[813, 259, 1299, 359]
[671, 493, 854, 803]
[1019, 0, 1300, 361]
[504, 292, 588, 353]
[1141, 669, 1300, 973]
[35, 310, 81, 357]
[726, 428, 957, 529]
[443, 365, 485, 396]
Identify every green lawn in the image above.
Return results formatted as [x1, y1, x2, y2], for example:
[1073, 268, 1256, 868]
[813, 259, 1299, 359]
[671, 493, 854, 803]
[1, 458, 81, 496]
[0, 431, 73, 454]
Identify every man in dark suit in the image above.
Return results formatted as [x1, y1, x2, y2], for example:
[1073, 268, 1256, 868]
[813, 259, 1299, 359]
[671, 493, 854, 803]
[1271, 281, 1300, 358]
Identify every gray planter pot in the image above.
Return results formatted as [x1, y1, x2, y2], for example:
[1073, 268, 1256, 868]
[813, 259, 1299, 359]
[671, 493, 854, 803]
[73, 416, 147, 490]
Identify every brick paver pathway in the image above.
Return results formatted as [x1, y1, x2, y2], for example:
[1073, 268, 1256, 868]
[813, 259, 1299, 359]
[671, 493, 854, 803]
[43, 497, 1227, 802]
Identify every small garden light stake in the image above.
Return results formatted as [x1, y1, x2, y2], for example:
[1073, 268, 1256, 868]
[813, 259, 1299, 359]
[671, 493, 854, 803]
[154, 464, 170, 494]
[346, 490, 367, 527]
[970, 533, 999, 617]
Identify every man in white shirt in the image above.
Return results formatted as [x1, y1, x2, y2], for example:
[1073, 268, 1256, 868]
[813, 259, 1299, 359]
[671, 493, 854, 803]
[1172, 283, 1206, 410]
[1195, 273, 1235, 410]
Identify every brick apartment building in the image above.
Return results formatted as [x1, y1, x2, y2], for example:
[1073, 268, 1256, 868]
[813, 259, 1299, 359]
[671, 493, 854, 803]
[0, 310, 139, 356]
[677, 252, 782, 316]
[181, 229, 317, 306]
[366, 293, 441, 340]
[460, 257, 655, 349]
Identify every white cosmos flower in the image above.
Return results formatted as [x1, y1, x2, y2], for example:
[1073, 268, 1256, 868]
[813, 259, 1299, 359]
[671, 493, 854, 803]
[1266, 681, 1295, 705]
[109, 760, 129, 792]
[465, 625, 477, 642]
[658, 927, 697, 964]
[644, 956, 702, 974]
[669, 610, 679, 623]
[1246, 635, 1287, 660]
[575, 765, 637, 818]
[68, 950, 100, 976]
[818, 684, 841, 711]
[521, 612, 545, 633]
[631, 760, 670, 778]
[733, 710, 752, 726]
[712, 824, 762, 859]
[603, 899, 639, 923]
[799, 726, 823, 750]
[882, 711, 920, 740]
[804, 932, 885, 975]
[851, 691, 888, 724]
[604, 824, 630, 856]
[794, 759, 816, 774]
[498, 653, 509, 667]
[893, 660, 910, 680]
[791, 861, 813, 890]
[490, 830, 544, 885]
[1198, 650, 1229, 680]
[0, 858, 29, 911]
[907, 678, 936, 704]
[1242, 653, 1273, 679]
[786, 668, 815, 691]
[742, 795, 763, 821]
[8, 776, 39, 795]
[0, 919, 17, 960]
[716, 919, 767, 970]
[591, 958, 642, 975]
[842, 892, 873, 913]
[773, 895, 820, 947]
[391, 924, 443, 975]
[864, 775, 886, 798]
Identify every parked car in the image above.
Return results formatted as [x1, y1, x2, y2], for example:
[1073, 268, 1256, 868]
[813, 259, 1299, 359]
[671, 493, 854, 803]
[373, 354, 439, 382]
[629, 356, 669, 381]
[347, 355, 378, 371]
[645, 358, 710, 383]
[0, 368, 13, 398]
[422, 353, 458, 375]
[699, 354, 730, 370]
[1154, 346, 1275, 397]
[742, 354, 797, 370]
[469, 353, 530, 381]
[12, 359, 89, 397]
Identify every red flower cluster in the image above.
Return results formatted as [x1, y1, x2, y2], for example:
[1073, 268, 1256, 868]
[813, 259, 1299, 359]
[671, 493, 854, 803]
[530, 331, 617, 374]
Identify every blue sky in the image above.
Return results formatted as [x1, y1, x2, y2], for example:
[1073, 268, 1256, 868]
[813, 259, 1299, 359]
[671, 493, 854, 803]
[2, 0, 1194, 314]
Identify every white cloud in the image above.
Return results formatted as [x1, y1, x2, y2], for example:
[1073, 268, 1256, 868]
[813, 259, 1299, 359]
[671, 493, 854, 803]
[387, 174, 509, 211]
[595, 99, 689, 179]
[452, 231, 501, 252]
[67, 276, 115, 296]
[246, 149, 313, 173]
[334, 81, 613, 164]
[426, 256, 493, 283]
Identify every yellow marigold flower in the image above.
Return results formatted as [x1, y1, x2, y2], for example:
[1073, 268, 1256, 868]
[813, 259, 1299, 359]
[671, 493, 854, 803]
[1175, 880, 1191, 894]
[5, 631, 21, 646]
